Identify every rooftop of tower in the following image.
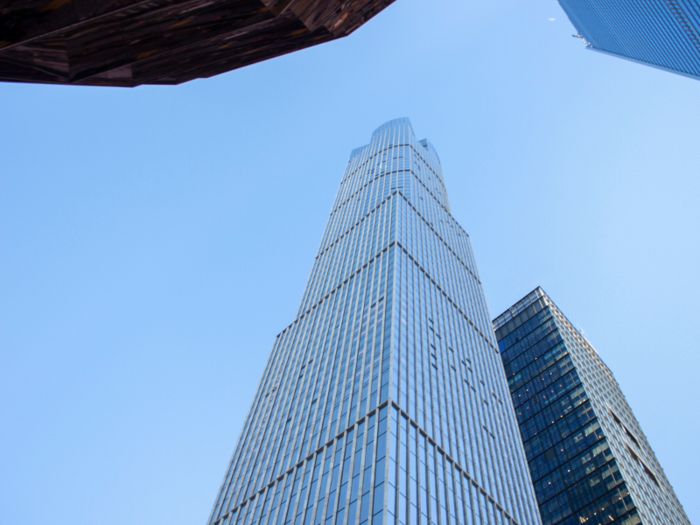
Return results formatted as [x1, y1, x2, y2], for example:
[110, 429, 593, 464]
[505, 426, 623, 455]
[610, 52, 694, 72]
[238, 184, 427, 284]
[492, 286, 548, 331]
[493, 286, 616, 380]
[370, 118, 441, 162]
[347, 118, 451, 211]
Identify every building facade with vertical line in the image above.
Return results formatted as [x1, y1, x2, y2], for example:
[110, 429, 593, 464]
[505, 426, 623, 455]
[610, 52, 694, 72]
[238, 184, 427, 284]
[493, 287, 691, 525]
[559, 0, 700, 80]
[206, 119, 541, 525]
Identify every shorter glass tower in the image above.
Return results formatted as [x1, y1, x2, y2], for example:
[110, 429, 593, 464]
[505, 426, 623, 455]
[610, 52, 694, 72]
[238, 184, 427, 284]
[559, 0, 700, 80]
[493, 288, 690, 525]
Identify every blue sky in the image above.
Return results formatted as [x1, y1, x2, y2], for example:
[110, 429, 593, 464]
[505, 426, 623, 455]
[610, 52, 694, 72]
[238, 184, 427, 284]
[1, 0, 698, 524]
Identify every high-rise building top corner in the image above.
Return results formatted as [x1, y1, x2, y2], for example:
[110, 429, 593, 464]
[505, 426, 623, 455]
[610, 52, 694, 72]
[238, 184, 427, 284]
[348, 118, 450, 213]
[418, 138, 442, 166]
[493, 286, 548, 331]
[370, 118, 415, 139]
[493, 287, 608, 367]
[558, 0, 700, 80]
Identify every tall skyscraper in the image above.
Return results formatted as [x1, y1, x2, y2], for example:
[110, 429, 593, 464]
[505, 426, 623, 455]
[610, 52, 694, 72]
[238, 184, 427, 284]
[207, 119, 541, 525]
[493, 288, 691, 525]
[558, 0, 700, 80]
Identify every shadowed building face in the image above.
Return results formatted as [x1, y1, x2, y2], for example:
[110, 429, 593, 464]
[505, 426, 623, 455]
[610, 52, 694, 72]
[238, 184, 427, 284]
[493, 288, 691, 525]
[0, 0, 394, 87]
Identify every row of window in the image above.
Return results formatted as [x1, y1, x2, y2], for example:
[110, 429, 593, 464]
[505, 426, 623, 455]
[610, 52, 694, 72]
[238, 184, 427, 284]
[212, 249, 395, 518]
[553, 315, 690, 523]
[340, 130, 446, 207]
[391, 249, 535, 523]
[214, 404, 528, 525]
[496, 304, 637, 525]
[509, 346, 572, 408]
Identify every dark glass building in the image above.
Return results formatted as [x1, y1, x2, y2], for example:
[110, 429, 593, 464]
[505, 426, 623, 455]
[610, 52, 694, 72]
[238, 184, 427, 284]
[207, 119, 542, 525]
[0, 0, 393, 86]
[559, 0, 700, 80]
[493, 288, 690, 525]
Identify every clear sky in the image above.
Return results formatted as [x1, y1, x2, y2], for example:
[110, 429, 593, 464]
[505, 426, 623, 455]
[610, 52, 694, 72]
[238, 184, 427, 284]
[1, 0, 698, 524]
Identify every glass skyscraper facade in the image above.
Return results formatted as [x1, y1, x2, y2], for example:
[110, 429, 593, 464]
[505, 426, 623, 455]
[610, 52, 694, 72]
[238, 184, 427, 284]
[493, 288, 690, 525]
[207, 119, 541, 525]
[559, 0, 700, 80]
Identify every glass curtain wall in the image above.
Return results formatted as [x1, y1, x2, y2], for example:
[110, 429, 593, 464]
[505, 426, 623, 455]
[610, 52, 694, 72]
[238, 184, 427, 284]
[559, 0, 700, 80]
[207, 119, 541, 525]
[493, 288, 691, 525]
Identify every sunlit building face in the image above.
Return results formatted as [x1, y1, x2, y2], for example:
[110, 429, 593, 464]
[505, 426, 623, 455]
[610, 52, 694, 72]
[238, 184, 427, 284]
[207, 119, 541, 525]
